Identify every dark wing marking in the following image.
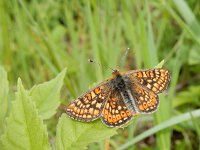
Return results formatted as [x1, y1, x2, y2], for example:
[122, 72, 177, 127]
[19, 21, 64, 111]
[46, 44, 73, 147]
[65, 80, 111, 122]
[101, 90, 136, 127]
[124, 68, 170, 94]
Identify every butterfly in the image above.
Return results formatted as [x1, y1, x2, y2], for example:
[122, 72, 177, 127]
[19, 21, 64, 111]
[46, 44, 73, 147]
[65, 68, 170, 127]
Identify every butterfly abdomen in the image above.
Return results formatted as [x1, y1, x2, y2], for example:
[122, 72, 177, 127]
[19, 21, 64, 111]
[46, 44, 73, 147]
[112, 75, 138, 113]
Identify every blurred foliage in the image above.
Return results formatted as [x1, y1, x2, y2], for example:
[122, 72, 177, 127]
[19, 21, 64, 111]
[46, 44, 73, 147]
[0, 0, 200, 150]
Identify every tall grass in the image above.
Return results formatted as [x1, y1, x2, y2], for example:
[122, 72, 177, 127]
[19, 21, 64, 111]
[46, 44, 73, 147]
[0, 0, 200, 149]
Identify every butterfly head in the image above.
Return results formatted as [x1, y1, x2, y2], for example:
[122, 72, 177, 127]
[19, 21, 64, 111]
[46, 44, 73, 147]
[112, 69, 120, 77]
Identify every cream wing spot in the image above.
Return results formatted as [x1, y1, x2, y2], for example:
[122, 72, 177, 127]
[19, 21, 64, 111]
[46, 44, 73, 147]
[91, 91, 96, 98]
[96, 103, 101, 109]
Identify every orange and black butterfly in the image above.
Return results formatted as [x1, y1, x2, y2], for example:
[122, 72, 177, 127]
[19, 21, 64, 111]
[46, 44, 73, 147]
[65, 68, 170, 127]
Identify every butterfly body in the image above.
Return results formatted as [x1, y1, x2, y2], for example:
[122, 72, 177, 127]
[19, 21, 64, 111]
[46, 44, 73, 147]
[111, 70, 138, 113]
[66, 68, 170, 127]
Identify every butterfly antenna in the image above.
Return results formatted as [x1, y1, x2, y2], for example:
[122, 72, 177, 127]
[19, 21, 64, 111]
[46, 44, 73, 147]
[119, 48, 130, 68]
[88, 59, 115, 72]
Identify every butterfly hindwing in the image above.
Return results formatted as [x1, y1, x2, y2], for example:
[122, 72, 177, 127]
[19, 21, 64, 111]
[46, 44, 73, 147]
[101, 91, 135, 127]
[131, 83, 159, 113]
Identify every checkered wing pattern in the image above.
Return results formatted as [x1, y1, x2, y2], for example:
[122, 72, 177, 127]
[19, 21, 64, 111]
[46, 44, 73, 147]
[125, 68, 170, 94]
[65, 82, 110, 122]
[131, 83, 159, 113]
[101, 91, 134, 127]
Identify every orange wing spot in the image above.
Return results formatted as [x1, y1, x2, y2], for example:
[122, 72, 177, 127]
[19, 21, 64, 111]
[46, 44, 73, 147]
[140, 89, 145, 94]
[87, 115, 92, 119]
[94, 109, 99, 115]
[86, 94, 92, 100]
[104, 110, 108, 115]
[83, 98, 89, 104]
[91, 91, 96, 99]
[110, 102, 116, 108]
[139, 105, 145, 111]
[160, 72, 165, 77]
[80, 109, 84, 115]
[120, 111, 127, 118]
[142, 72, 147, 77]
[68, 103, 75, 109]
[160, 77, 165, 81]
[152, 98, 156, 104]
[112, 116, 117, 123]
[147, 101, 152, 107]
[150, 72, 154, 77]
[159, 87, 163, 91]
[108, 114, 112, 123]
[104, 114, 108, 120]
[94, 88, 101, 94]
[89, 108, 94, 114]
[137, 72, 143, 77]
[157, 80, 162, 85]
[154, 83, 159, 88]
[77, 101, 81, 105]
[149, 94, 156, 103]
[74, 107, 78, 112]
[152, 87, 157, 92]
[77, 108, 80, 114]
[79, 103, 83, 108]
[116, 114, 121, 121]
[126, 110, 131, 116]
[112, 97, 117, 101]
[84, 109, 88, 113]
[143, 102, 148, 109]
[146, 71, 150, 77]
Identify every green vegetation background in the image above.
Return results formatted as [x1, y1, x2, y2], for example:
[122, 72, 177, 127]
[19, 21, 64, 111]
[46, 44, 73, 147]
[0, 0, 200, 150]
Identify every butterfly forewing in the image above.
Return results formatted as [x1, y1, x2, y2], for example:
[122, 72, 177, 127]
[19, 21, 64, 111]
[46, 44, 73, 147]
[126, 68, 170, 94]
[101, 91, 135, 127]
[66, 81, 110, 122]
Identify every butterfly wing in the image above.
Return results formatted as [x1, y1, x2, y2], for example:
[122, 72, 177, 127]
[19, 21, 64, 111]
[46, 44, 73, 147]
[130, 82, 159, 113]
[101, 90, 136, 127]
[124, 68, 170, 94]
[65, 80, 111, 122]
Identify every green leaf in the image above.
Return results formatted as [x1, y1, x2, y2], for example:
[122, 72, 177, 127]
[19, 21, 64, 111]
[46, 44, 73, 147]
[29, 68, 66, 119]
[0, 66, 9, 134]
[0, 79, 50, 150]
[56, 114, 117, 150]
[154, 59, 165, 68]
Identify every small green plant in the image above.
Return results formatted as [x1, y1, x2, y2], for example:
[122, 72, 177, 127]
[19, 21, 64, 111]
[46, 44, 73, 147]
[1, 64, 200, 150]
[0, 67, 118, 150]
[1, 0, 200, 149]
